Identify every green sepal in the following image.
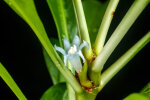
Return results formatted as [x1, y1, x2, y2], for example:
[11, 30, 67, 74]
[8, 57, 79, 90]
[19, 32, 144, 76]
[78, 61, 93, 88]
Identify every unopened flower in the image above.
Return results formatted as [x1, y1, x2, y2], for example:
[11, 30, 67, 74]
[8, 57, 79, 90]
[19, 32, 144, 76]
[54, 35, 89, 73]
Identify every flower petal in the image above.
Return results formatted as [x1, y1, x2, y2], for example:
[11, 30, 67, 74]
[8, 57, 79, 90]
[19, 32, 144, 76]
[79, 40, 89, 51]
[63, 37, 71, 51]
[72, 35, 80, 47]
[54, 45, 66, 55]
[78, 50, 85, 63]
[68, 55, 82, 73]
[64, 56, 68, 66]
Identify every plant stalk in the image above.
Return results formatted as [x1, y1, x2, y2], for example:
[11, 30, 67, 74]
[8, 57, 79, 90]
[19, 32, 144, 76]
[92, 0, 150, 72]
[76, 91, 96, 100]
[67, 84, 76, 100]
[100, 31, 150, 89]
[72, 0, 93, 60]
[94, 0, 120, 55]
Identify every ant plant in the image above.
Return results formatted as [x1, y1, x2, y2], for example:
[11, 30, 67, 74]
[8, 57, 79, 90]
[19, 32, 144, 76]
[0, 0, 150, 100]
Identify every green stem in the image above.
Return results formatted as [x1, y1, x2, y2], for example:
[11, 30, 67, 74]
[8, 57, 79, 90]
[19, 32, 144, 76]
[72, 0, 93, 60]
[94, 0, 120, 55]
[78, 61, 93, 88]
[67, 84, 76, 100]
[55, 57, 83, 93]
[88, 70, 101, 86]
[100, 31, 150, 89]
[40, 40, 83, 93]
[76, 91, 96, 100]
[92, 0, 150, 72]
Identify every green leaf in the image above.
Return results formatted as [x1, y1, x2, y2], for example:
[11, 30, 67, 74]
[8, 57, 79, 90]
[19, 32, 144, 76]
[63, 0, 78, 41]
[3, 0, 66, 85]
[63, 90, 68, 100]
[4, 0, 58, 62]
[83, 0, 109, 45]
[4, 0, 83, 93]
[4, 0, 65, 86]
[123, 93, 149, 100]
[46, 0, 68, 46]
[40, 83, 68, 100]
[46, 0, 77, 46]
[0, 63, 27, 100]
[124, 82, 150, 100]
[43, 38, 65, 85]
[140, 82, 150, 98]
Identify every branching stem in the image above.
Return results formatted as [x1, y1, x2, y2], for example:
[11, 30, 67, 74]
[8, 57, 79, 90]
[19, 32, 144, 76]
[92, 0, 150, 72]
[101, 31, 150, 89]
[94, 0, 120, 55]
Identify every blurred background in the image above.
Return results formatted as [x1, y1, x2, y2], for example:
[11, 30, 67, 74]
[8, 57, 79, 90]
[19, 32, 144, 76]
[0, 0, 150, 99]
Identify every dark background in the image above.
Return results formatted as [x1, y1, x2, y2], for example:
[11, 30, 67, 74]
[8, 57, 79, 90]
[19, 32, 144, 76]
[0, 0, 150, 100]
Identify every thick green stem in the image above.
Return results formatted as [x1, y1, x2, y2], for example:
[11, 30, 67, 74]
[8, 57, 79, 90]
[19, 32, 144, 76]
[78, 61, 93, 88]
[92, 0, 150, 72]
[94, 0, 120, 55]
[67, 84, 76, 100]
[72, 0, 93, 60]
[89, 0, 119, 87]
[88, 69, 101, 86]
[76, 91, 96, 100]
[59, 64, 83, 93]
[101, 31, 150, 89]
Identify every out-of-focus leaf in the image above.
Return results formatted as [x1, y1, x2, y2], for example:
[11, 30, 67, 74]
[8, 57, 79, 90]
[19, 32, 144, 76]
[46, 0, 77, 46]
[83, 0, 109, 45]
[43, 38, 65, 85]
[63, 0, 78, 41]
[63, 90, 68, 100]
[124, 82, 150, 100]
[0, 63, 27, 100]
[140, 82, 150, 97]
[40, 83, 68, 100]
[123, 93, 149, 100]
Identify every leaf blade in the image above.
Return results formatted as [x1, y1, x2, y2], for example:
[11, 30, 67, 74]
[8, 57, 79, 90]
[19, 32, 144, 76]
[124, 93, 149, 100]
[0, 63, 27, 100]
[40, 83, 68, 100]
[46, 0, 70, 46]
